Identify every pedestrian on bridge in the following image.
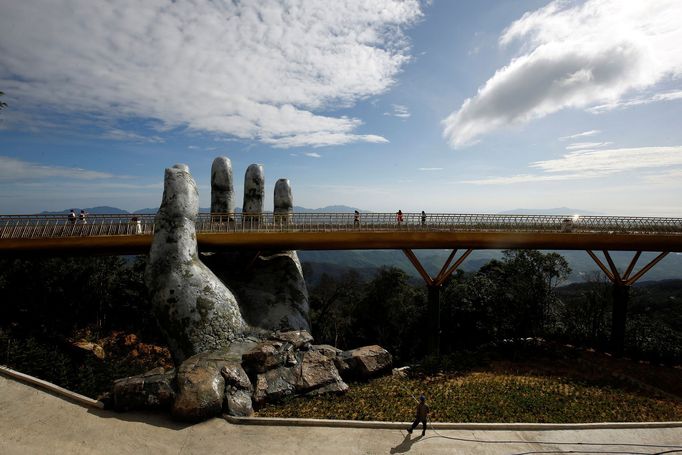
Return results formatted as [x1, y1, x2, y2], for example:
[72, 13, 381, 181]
[354, 210, 360, 228]
[407, 394, 429, 436]
[421, 211, 426, 227]
[79, 210, 87, 224]
[396, 210, 404, 225]
[68, 209, 76, 224]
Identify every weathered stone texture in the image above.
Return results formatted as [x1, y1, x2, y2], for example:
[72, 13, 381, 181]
[221, 363, 254, 416]
[335, 345, 392, 380]
[172, 349, 242, 421]
[145, 164, 247, 362]
[111, 367, 176, 412]
[243, 164, 264, 215]
[210, 156, 235, 216]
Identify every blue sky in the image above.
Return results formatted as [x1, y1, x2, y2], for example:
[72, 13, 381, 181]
[1, 0, 681, 215]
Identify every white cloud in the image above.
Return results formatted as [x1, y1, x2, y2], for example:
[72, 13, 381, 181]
[565, 141, 612, 150]
[463, 145, 682, 184]
[262, 132, 388, 148]
[0, 156, 116, 182]
[442, 0, 682, 148]
[102, 129, 164, 143]
[559, 129, 601, 141]
[0, 0, 421, 148]
[462, 173, 596, 185]
[304, 152, 321, 158]
[588, 89, 682, 113]
[418, 167, 444, 171]
[532, 146, 682, 174]
[384, 104, 411, 118]
[641, 169, 682, 186]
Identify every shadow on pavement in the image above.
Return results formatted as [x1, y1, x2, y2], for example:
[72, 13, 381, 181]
[86, 407, 193, 431]
[390, 432, 424, 454]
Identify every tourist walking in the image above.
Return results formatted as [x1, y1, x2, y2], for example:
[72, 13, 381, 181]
[131, 216, 142, 234]
[407, 395, 429, 436]
[68, 209, 76, 224]
[79, 209, 87, 224]
[396, 210, 404, 225]
[353, 210, 360, 228]
[421, 210, 426, 227]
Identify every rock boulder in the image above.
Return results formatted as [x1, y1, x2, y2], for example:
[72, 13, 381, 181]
[171, 348, 242, 421]
[335, 345, 392, 380]
[111, 367, 176, 412]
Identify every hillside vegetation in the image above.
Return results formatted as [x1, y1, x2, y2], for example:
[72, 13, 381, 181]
[1, 251, 680, 420]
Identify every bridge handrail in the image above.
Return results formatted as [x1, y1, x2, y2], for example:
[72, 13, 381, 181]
[1, 212, 681, 240]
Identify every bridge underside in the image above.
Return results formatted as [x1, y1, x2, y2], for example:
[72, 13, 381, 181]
[2, 231, 682, 255]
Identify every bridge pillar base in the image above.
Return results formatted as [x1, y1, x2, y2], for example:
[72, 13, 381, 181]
[610, 283, 629, 357]
[427, 285, 441, 357]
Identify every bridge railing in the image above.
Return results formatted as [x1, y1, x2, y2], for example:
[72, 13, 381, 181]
[1, 212, 682, 240]
[0, 214, 156, 239]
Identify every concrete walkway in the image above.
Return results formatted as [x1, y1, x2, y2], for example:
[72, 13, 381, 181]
[1, 375, 681, 455]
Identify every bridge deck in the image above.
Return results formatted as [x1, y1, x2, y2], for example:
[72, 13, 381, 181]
[1, 212, 682, 254]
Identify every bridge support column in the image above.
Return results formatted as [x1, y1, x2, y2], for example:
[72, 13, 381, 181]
[611, 282, 629, 356]
[427, 284, 441, 357]
[586, 250, 669, 356]
[403, 248, 473, 357]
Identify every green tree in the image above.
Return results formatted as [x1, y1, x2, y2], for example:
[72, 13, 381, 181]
[353, 267, 426, 362]
[555, 272, 611, 346]
[441, 250, 571, 347]
[309, 269, 364, 349]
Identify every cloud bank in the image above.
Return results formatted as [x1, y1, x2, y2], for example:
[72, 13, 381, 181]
[0, 0, 421, 148]
[463, 146, 682, 184]
[0, 156, 115, 182]
[443, 0, 682, 148]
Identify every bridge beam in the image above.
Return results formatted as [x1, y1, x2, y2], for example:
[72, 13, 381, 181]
[586, 250, 669, 356]
[402, 248, 474, 356]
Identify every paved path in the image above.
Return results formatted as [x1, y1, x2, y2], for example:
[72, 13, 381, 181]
[2, 375, 681, 455]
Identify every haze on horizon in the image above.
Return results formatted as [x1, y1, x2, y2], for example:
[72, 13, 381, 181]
[1, 0, 681, 216]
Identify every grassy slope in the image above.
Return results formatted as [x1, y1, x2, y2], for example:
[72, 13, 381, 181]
[257, 347, 682, 423]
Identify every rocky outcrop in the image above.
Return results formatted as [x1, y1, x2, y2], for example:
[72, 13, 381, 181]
[334, 345, 393, 380]
[245, 335, 348, 407]
[221, 363, 254, 416]
[172, 348, 243, 421]
[110, 367, 176, 412]
[145, 164, 247, 362]
[107, 331, 390, 421]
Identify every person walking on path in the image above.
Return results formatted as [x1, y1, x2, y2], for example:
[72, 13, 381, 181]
[396, 210, 404, 226]
[407, 395, 429, 436]
[68, 209, 76, 224]
[79, 210, 87, 224]
[354, 210, 360, 228]
[421, 210, 426, 227]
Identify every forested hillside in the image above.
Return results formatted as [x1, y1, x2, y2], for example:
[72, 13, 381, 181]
[1, 250, 680, 399]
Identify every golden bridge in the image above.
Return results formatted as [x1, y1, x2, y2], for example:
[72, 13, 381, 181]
[2, 212, 682, 253]
[3, 211, 681, 355]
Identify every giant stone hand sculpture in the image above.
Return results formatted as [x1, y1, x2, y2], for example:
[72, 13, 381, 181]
[145, 164, 247, 362]
[205, 158, 310, 332]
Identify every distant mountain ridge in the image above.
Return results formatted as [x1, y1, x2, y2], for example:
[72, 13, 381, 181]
[42, 206, 602, 216]
[39, 204, 363, 215]
[498, 207, 603, 215]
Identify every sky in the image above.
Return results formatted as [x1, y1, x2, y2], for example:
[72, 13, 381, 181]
[1, 0, 681, 216]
